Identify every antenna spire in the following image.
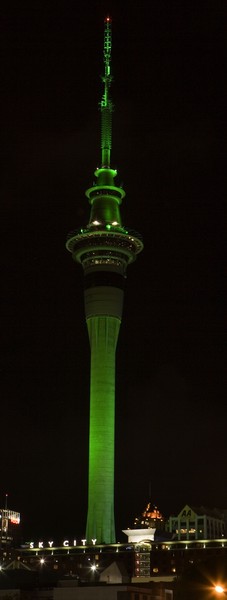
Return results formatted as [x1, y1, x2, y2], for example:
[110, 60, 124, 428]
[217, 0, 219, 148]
[101, 16, 113, 168]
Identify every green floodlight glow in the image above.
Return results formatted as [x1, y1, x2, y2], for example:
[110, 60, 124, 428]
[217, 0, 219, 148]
[66, 16, 143, 545]
[85, 315, 121, 543]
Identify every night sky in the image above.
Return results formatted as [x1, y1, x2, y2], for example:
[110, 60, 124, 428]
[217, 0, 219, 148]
[2, 1, 226, 543]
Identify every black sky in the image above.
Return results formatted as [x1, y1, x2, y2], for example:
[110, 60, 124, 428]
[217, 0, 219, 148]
[1, 1, 226, 542]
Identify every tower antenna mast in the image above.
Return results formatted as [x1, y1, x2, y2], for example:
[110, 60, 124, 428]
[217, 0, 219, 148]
[101, 16, 113, 169]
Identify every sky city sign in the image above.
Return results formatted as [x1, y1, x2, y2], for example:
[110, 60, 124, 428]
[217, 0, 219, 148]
[27, 539, 99, 549]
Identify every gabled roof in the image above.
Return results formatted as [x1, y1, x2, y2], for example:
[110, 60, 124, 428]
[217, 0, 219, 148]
[100, 560, 128, 577]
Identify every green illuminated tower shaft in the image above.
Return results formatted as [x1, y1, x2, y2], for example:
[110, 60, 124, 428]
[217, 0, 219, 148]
[86, 316, 120, 543]
[66, 17, 143, 544]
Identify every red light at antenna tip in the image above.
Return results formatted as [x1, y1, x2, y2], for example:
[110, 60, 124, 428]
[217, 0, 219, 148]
[105, 16, 112, 23]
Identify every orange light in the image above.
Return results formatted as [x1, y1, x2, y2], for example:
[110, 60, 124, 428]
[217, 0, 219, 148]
[215, 585, 225, 594]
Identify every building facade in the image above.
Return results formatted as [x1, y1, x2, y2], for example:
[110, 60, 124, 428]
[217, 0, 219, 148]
[1, 537, 226, 582]
[0, 507, 20, 548]
[167, 504, 225, 540]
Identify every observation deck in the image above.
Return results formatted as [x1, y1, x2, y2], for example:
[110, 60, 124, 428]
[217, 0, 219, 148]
[66, 224, 143, 273]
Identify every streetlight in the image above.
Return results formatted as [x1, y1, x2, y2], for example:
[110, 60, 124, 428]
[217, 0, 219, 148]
[214, 585, 227, 595]
[90, 563, 98, 582]
[90, 564, 97, 572]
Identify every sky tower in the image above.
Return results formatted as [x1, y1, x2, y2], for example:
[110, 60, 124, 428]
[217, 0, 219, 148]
[66, 17, 143, 544]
